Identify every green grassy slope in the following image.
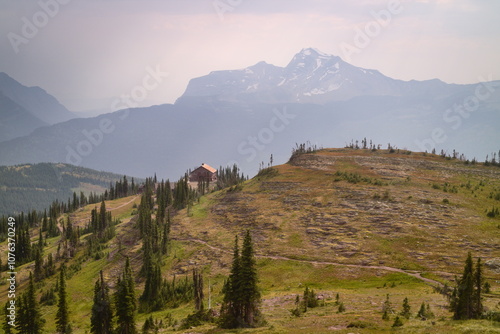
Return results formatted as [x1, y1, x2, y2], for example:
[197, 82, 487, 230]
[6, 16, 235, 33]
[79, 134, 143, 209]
[1, 148, 500, 333]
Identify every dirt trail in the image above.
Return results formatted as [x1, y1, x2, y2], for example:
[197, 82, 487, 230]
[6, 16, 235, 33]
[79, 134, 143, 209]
[174, 237, 444, 287]
[59, 195, 140, 231]
[106, 195, 139, 211]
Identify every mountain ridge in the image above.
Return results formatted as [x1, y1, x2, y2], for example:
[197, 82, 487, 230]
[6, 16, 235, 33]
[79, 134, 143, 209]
[0, 90, 49, 142]
[177, 48, 466, 105]
[0, 49, 498, 179]
[0, 162, 141, 216]
[0, 72, 76, 127]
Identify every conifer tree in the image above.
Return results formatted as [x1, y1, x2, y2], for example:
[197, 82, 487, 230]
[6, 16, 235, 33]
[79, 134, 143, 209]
[99, 200, 107, 233]
[240, 230, 261, 325]
[37, 229, 44, 250]
[220, 235, 241, 328]
[401, 297, 411, 319]
[392, 316, 403, 327]
[114, 258, 137, 334]
[34, 248, 44, 281]
[382, 294, 393, 316]
[302, 286, 318, 310]
[140, 263, 162, 311]
[140, 236, 153, 277]
[44, 253, 56, 277]
[417, 302, 434, 320]
[220, 231, 262, 328]
[91, 270, 113, 334]
[25, 273, 44, 334]
[14, 273, 44, 334]
[451, 252, 484, 319]
[56, 264, 71, 333]
[16, 294, 26, 333]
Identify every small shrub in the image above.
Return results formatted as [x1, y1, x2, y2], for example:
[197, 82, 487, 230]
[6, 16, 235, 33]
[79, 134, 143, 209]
[337, 302, 346, 313]
[290, 307, 302, 317]
[179, 310, 215, 330]
[484, 310, 500, 322]
[392, 316, 403, 327]
[417, 302, 434, 320]
[400, 297, 411, 319]
[487, 207, 499, 218]
[290, 295, 303, 317]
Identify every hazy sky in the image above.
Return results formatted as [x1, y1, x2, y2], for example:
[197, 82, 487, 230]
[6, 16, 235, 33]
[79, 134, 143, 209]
[1, 0, 499, 112]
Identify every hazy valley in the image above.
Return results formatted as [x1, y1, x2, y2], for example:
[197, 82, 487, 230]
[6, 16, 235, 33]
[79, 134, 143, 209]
[1, 47, 500, 333]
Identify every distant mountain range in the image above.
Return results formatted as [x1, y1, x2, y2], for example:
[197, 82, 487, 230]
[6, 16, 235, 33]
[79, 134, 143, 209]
[0, 72, 76, 141]
[178, 48, 467, 104]
[0, 49, 499, 179]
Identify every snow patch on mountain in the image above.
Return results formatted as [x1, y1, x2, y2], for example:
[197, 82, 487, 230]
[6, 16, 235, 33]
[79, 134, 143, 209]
[178, 48, 453, 104]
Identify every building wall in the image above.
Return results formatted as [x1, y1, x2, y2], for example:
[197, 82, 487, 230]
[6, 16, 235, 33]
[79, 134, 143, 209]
[189, 167, 217, 182]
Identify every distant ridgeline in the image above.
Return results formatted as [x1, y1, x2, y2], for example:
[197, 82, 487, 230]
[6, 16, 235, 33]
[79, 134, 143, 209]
[0, 163, 141, 216]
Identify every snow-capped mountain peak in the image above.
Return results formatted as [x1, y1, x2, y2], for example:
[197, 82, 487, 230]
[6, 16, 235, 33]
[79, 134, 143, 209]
[177, 48, 447, 104]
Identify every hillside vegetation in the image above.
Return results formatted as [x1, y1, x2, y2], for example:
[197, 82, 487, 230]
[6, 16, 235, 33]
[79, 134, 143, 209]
[1, 148, 500, 333]
[0, 163, 138, 216]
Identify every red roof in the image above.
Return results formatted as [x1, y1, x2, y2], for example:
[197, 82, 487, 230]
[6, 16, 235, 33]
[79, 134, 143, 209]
[200, 163, 217, 173]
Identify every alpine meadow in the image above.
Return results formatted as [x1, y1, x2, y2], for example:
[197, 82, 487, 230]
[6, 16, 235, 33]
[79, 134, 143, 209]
[1, 1, 500, 333]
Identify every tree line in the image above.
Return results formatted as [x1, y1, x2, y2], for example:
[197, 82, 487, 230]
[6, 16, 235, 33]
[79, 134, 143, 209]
[0, 163, 136, 216]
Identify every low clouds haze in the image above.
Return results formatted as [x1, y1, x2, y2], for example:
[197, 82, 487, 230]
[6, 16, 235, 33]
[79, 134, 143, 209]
[1, 0, 499, 112]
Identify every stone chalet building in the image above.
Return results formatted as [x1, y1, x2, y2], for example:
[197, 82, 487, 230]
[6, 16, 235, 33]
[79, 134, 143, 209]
[188, 163, 218, 183]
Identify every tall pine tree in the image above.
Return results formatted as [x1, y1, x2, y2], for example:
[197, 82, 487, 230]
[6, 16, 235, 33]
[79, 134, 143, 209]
[25, 272, 44, 334]
[219, 235, 241, 328]
[13, 273, 44, 334]
[16, 294, 26, 333]
[56, 264, 71, 333]
[219, 231, 262, 328]
[451, 252, 484, 319]
[91, 270, 113, 334]
[239, 230, 261, 326]
[114, 258, 137, 334]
